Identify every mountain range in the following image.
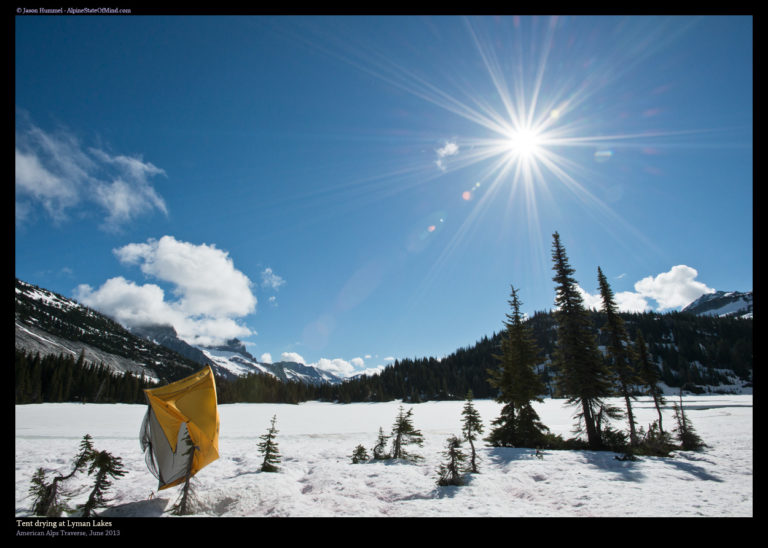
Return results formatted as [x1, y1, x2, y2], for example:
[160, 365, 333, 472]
[14, 278, 341, 386]
[15, 278, 753, 401]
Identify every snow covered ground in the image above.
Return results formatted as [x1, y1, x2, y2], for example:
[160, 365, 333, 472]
[15, 395, 752, 518]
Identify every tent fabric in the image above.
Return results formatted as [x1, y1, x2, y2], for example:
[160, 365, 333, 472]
[140, 366, 220, 490]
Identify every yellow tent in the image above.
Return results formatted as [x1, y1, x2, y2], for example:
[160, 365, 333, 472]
[139, 366, 220, 490]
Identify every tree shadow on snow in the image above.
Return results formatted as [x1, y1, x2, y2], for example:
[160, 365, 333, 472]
[485, 447, 542, 465]
[99, 497, 169, 517]
[581, 451, 646, 482]
[662, 455, 723, 482]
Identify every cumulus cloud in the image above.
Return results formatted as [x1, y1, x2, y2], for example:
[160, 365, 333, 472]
[577, 285, 604, 311]
[74, 236, 257, 346]
[573, 265, 714, 313]
[435, 140, 459, 171]
[313, 358, 358, 378]
[634, 265, 715, 310]
[15, 119, 167, 231]
[259, 353, 273, 364]
[281, 352, 306, 365]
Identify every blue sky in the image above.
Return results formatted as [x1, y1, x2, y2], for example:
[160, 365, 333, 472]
[15, 15, 752, 378]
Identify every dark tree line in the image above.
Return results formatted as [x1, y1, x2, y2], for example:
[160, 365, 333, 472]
[15, 349, 156, 404]
[306, 311, 750, 405]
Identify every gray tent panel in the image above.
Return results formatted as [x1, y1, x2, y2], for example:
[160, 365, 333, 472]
[140, 406, 194, 490]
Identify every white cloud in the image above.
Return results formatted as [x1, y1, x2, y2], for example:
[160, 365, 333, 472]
[259, 353, 273, 364]
[350, 357, 365, 368]
[614, 291, 650, 313]
[75, 236, 257, 346]
[577, 285, 604, 311]
[384, 356, 395, 362]
[634, 265, 715, 310]
[114, 236, 256, 318]
[313, 358, 358, 378]
[261, 268, 286, 290]
[435, 140, 459, 171]
[15, 148, 77, 221]
[15, 120, 167, 230]
[571, 264, 713, 314]
[281, 352, 306, 365]
[268, 296, 278, 307]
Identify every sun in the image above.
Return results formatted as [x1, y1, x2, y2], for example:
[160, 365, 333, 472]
[504, 126, 544, 160]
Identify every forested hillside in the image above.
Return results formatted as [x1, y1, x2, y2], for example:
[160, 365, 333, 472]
[310, 310, 753, 404]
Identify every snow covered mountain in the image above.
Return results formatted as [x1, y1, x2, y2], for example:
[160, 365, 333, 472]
[682, 290, 753, 319]
[125, 326, 344, 385]
[15, 279, 198, 382]
[15, 278, 343, 386]
[197, 339, 343, 385]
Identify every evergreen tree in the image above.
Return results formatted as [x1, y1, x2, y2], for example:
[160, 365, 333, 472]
[372, 427, 390, 460]
[635, 330, 666, 433]
[78, 450, 126, 517]
[461, 390, 484, 473]
[436, 435, 466, 486]
[389, 406, 424, 461]
[487, 286, 549, 448]
[350, 444, 369, 464]
[673, 391, 706, 451]
[28, 434, 95, 516]
[597, 267, 640, 445]
[551, 232, 613, 450]
[170, 428, 200, 516]
[258, 415, 281, 472]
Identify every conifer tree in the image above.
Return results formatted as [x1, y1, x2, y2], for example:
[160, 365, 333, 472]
[551, 232, 612, 450]
[635, 330, 666, 433]
[170, 428, 200, 515]
[372, 427, 390, 460]
[28, 434, 95, 516]
[461, 390, 484, 473]
[258, 415, 281, 472]
[350, 444, 369, 464]
[597, 266, 640, 445]
[436, 435, 466, 486]
[673, 391, 706, 451]
[389, 406, 424, 461]
[487, 286, 549, 448]
[78, 450, 126, 517]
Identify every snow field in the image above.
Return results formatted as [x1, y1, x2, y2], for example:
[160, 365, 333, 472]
[15, 396, 752, 517]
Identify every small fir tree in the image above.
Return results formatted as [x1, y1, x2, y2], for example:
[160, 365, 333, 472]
[461, 390, 484, 473]
[389, 406, 424, 461]
[28, 434, 95, 516]
[487, 286, 549, 448]
[29, 468, 67, 517]
[635, 330, 666, 433]
[673, 391, 706, 451]
[597, 267, 641, 446]
[372, 427, 390, 460]
[436, 435, 466, 487]
[258, 415, 281, 472]
[170, 428, 200, 516]
[78, 450, 126, 517]
[350, 444, 369, 464]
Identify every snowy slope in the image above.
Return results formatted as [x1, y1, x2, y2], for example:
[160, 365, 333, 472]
[682, 290, 753, 318]
[196, 345, 344, 385]
[14, 396, 752, 518]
